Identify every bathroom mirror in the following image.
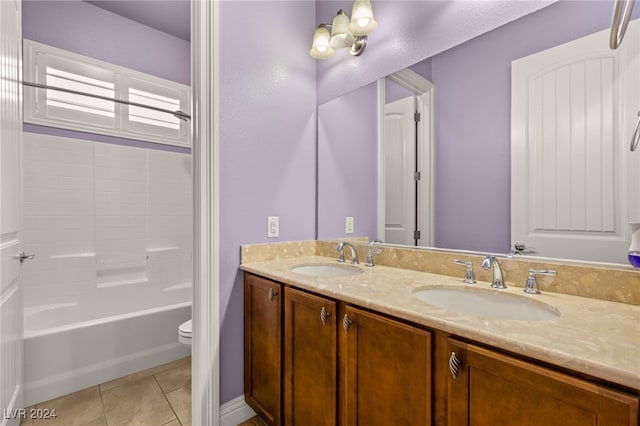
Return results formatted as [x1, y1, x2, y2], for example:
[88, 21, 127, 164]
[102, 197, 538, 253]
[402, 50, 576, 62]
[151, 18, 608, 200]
[317, 1, 640, 265]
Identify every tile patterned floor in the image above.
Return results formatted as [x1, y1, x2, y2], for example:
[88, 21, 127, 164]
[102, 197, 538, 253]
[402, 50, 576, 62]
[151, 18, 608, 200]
[20, 357, 191, 426]
[20, 356, 267, 426]
[237, 417, 266, 426]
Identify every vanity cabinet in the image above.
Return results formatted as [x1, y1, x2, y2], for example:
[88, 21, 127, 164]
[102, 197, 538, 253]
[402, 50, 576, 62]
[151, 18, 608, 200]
[244, 274, 282, 426]
[340, 305, 432, 425]
[244, 272, 639, 426]
[284, 287, 337, 426]
[447, 339, 639, 426]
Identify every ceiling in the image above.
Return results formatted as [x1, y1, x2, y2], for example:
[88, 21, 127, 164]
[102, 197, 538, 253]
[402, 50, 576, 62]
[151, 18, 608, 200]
[86, 0, 190, 41]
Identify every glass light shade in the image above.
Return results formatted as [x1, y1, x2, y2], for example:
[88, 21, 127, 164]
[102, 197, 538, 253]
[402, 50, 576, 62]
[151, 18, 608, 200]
[309, 25, 335, 59]
[348, 0, 378, 36]
[330, 10, 356, 48]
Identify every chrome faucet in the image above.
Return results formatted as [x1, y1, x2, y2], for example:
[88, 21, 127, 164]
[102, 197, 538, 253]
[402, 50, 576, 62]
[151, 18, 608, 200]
[524, 268, 556, 294]
[336, 242, 359, 265]
[481, 256, 506, 289]
[453, 259, 476, 284]
[365, 240, 383, 267]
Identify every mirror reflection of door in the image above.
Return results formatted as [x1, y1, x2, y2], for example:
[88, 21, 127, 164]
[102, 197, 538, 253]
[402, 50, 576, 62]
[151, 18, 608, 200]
[384, 94, 417, 245]
[511, 20, 640, 263]
[380, 69, 434, 246]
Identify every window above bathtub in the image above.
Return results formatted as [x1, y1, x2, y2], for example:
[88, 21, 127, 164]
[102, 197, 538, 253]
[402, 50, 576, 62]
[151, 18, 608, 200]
[23, 40, 191, 148]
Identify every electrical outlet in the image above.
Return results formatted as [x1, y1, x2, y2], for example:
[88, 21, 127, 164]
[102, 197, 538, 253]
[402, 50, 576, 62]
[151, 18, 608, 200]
[267, 216, 279, 238]
[345, 216, 354, 234]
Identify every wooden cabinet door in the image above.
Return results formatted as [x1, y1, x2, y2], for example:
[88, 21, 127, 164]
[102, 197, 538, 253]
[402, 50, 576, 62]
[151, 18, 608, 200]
[341, 305, 432, 425]
[448, 338, 639, 426]
[284, 287, 337, 426]
[244, 274, 282, 426]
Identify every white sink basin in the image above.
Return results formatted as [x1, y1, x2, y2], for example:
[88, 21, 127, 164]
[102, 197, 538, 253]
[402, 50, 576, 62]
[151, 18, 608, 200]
[412, 286, 560, 321]
[290, 263, 363, 277]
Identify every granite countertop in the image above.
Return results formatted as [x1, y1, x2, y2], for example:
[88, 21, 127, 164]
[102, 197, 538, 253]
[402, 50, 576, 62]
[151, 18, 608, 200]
[240, 255, 640, 390]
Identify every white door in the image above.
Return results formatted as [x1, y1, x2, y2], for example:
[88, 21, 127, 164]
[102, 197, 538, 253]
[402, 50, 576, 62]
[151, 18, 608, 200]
[0, 0, 24, 423]
[511, 20, 639, 263]
[384, 96, 416, 245]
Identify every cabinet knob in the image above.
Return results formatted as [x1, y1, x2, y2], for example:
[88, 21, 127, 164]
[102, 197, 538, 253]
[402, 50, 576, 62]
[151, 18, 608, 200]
[449, 351, 462, 379]
[320, 307, 330, 325]
[267, 287, 278, 302]
[342, 313, 353, 333]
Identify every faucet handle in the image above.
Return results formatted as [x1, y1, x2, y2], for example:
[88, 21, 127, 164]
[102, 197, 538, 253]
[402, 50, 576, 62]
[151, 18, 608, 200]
[453, 259, 476, 284]
[524, 268, 556, 294]
[365, 243, 383, 267]
[335, 242, 345, 263]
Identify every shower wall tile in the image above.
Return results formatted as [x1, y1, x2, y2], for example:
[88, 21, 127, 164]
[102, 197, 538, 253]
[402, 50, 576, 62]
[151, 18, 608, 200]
[22, 133, 192, 306]
[22, 133, 96, 307]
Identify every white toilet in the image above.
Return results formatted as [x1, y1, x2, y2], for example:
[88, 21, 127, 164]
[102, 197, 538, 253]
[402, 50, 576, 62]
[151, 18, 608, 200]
[178, 319, 192, 348]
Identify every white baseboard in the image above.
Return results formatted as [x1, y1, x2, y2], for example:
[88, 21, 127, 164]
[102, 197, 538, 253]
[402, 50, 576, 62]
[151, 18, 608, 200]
[220, 395, 257, 426]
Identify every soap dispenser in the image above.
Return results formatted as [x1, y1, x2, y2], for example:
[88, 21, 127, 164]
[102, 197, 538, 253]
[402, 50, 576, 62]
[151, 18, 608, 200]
[628, 223, 640, 268]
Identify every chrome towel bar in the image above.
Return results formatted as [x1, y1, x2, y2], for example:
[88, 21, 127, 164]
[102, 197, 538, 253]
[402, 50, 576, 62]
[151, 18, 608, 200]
[610, 0, 635, 49]
[631, 111, 640, 152]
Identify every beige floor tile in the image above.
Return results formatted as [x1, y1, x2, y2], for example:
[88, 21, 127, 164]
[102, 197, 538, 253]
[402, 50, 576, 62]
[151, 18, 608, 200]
[154, 360, 191, 394]
[31, 387, 103, 426]
[160, 421, 181, 426]
[78, 418, 106, 426]
[102, 376, 177, 426]
[237, 416, 266, 426]
[100, 357, 191, 392]
[165, 384, 191, 426]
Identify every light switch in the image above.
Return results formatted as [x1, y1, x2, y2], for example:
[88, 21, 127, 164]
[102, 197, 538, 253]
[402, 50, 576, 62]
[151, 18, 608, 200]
[267, 216, 279, 238]
[345, 216, 354, 234]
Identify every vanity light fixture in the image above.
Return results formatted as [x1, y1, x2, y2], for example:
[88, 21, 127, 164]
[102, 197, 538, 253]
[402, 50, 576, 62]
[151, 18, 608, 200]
[309, 0, 377, 59]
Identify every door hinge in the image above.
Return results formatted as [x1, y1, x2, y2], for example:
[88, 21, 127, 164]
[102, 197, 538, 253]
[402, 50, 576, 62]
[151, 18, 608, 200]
[414, 112, 421, 122]
[414, 171, 421, 181]
[414, 230, 421, 240]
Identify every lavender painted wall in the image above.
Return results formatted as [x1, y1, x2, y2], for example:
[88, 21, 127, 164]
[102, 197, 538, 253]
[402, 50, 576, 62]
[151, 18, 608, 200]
[316, 0, 557, 104]
[219, 1, 317, 403]
[318, 82, 378, 240]
[22, 0, 190, 152]
[23, 1, 189, 84]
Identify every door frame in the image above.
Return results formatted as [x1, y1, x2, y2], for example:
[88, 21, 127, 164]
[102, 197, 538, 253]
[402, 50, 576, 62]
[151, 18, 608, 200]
[191, 2, 221, 425]
[377, 68, 434, 246]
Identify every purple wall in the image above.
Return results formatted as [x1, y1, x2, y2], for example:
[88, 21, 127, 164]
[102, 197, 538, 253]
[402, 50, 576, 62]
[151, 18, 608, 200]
[318, 82, 378, 240]
[316, 0, 557, 104]
[219, 1, 317, 403]
[22, 0, 191, 153]
[23, 1, 190, 84]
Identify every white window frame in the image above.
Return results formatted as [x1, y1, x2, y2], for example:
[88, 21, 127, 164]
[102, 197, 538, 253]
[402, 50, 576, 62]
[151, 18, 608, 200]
[23, 39, 191, 148]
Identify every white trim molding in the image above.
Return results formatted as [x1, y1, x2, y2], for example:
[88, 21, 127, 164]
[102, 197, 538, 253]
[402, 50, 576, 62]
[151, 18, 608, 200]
[23, 39, 191, 148]
[191, 0, 220, 425]
[220, 396, 257, 426]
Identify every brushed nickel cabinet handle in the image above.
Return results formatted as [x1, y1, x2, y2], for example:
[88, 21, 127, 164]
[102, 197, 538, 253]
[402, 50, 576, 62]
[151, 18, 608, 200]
[267, 288, 277, 302]
[320, 307, 330, 326]
[342, 313, 353, 333]
[449, 351, 462, 379]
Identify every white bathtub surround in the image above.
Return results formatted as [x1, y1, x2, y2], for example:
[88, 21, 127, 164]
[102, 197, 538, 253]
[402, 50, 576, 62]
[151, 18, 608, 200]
[21, 132, 192, 305]
[21, 132, 193, 406]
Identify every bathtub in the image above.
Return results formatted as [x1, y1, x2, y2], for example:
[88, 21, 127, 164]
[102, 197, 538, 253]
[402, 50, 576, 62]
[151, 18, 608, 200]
[23, 284, 191, 406]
